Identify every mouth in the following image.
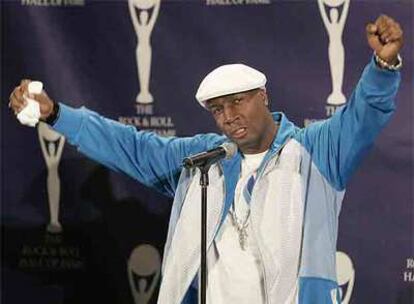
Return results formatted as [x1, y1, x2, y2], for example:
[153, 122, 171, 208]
[230, 127, 247, 140]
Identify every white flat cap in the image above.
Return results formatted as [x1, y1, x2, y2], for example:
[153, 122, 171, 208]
[195, 63, 267, 108]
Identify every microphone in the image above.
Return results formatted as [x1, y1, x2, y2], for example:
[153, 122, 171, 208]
[183, 142, 237, 169]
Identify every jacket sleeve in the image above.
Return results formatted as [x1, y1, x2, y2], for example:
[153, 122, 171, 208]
[298, 57, 401, 191]
[52, 104, 222, 197]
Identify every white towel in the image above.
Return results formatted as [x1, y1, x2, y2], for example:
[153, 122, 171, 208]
[17, 81, 43, 127]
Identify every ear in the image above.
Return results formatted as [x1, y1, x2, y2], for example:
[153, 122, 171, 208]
[258, 89, 269, 106]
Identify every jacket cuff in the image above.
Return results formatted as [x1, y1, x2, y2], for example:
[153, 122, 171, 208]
[362, 56, 401, 94]
[52, 103, 86, 143]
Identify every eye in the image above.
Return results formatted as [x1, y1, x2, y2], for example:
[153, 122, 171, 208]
[210, 106, 223, 116]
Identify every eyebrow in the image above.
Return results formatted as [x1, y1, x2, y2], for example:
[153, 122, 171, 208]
[206, 99, 223, 107]
[206, 102, 220, 110]
[206, 90, 256, 108]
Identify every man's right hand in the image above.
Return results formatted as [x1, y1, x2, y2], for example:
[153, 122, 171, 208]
[9, 79, 55, 121]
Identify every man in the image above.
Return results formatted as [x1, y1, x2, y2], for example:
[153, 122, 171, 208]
[9, 15, 403, 304]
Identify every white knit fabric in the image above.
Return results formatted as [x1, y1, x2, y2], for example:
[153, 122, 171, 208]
[207, 151, 267, 304]
[158, 140, 305, 304]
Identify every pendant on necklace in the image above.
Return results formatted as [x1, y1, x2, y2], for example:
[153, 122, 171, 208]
[238, 227, 248, 250]
[230, 209, 250, 251]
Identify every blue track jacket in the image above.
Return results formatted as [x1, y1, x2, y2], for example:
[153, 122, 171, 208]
[52, 59, 400, 303]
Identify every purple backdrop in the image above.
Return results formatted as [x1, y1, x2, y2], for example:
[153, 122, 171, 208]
[1, 0, 413, 303]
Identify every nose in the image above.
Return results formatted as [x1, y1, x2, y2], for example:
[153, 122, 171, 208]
[223, 104, 238, 124]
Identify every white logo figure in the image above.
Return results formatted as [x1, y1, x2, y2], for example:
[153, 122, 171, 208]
[38, 122, 65, 234]
[128, 244, 161, 304]
[129, 0, 161, 104]
[336, 251, 355, 304]
[318, 0, 350, 106]
[331, 288, 339, 304]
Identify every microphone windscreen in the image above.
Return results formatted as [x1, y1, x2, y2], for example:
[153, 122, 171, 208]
[221, 142, 237, 159]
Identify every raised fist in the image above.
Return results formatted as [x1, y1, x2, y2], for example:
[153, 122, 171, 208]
[366, 15, 403, 65]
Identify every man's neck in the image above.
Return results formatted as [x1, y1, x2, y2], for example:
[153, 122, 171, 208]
[242, 120, 278, 154]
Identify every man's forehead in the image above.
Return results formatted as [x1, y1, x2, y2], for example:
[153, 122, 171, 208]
[206, 88, 261, 106]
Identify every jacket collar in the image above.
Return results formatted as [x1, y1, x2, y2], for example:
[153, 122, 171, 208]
[269, 112, 298, 153]
[217, 112, 298, 227]
[221, 111, 298, 168]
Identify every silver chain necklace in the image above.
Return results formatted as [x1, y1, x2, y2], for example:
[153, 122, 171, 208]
[229, 207, 251, 250]
[231, 156, 262, 251]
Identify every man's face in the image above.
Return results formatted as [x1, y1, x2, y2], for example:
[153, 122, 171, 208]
[206, 89, 275, 154]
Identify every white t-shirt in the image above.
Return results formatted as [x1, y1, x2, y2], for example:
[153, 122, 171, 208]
[207, 150, 268, 304]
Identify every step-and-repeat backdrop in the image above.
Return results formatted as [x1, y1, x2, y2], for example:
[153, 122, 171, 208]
[2, 0, 413, 303]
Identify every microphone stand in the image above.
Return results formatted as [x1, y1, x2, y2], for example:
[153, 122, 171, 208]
[182, 144, 237, 304]
[199, 163, 210, 304]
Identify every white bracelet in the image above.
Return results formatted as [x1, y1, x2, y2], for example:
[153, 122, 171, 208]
[374, 52, 403, 71]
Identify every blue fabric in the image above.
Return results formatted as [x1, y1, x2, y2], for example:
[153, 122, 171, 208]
[181, 284, 198, 304]
[54, 103, 226, 197]
[299, 277, 340, 304]
[50, 59, 401, 304]
[243, 173, 255, 203]
[295, 58, 400, 191]
[246, 174, 255, 194]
